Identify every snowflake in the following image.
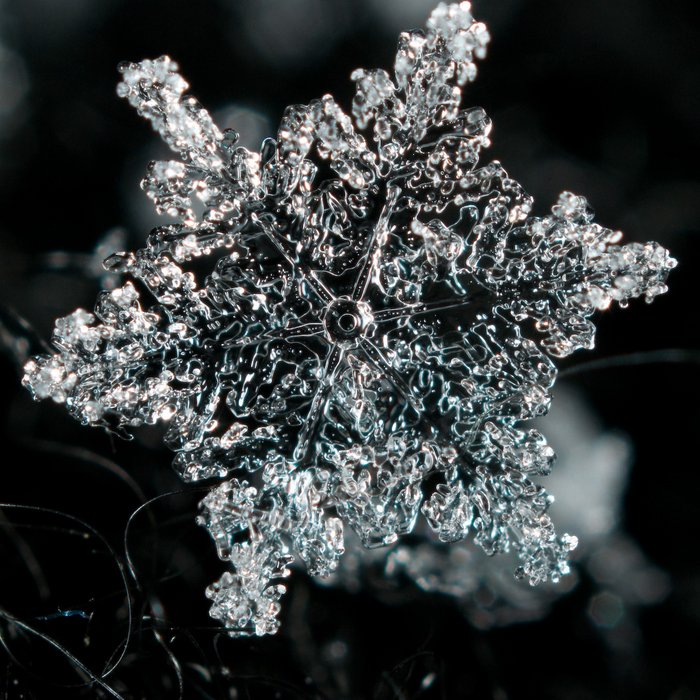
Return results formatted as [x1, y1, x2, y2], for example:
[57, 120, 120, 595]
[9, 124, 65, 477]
[23, 2, 675, 637]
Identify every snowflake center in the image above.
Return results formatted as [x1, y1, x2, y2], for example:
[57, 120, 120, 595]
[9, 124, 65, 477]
[322, 297, 374, 344]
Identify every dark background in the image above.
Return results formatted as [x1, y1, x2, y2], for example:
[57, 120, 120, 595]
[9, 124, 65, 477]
[0, 0, 699, 697]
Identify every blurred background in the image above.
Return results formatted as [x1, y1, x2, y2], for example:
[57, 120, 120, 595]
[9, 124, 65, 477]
[0, 0, 698, 697]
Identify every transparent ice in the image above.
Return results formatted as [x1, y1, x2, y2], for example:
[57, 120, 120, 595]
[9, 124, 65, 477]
[23, 2, 675, 636]
[365, 387, 669, 635]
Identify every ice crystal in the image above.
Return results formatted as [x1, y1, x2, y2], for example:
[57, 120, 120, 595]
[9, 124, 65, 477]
[372, 387, 669, 632]
[23, 2, 675, 636]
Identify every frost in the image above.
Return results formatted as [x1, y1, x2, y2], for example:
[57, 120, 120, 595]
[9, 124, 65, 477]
[23, 2, 675, 636]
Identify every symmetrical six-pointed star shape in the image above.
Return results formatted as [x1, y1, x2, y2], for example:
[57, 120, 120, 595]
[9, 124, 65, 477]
[24, 2, 675, 636]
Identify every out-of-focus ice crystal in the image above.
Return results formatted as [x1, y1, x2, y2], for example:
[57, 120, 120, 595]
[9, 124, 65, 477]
[0, 0, 29, 142]
[23, 2, 675, 636]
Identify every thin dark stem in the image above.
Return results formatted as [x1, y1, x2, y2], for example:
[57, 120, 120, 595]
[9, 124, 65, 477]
[560, 348, 700, 379]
